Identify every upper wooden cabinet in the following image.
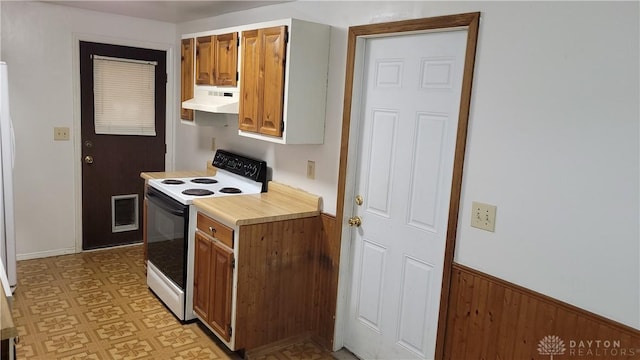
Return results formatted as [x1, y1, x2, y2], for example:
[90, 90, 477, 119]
[239, 26, 286, 136]
[238, 20, 330, 144]
[195, 36, 214, 85]
[214, 33, 238, 87]
[181, 19, 329, 143]
[180, 38, 194, 121]
[196, 32, 238, 86]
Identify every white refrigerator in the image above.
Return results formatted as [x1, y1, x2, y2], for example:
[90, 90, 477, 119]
[0, 62, 16, 290]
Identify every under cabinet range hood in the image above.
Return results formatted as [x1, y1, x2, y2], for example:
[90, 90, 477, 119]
[182, 89, 239, 114]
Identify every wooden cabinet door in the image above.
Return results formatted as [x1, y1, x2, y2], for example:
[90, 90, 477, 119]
[239, 26, 287, 136]
[214, 32, 238, 87]
[209, 241, 234, 342]
[181, 38, 194, 121]
[239, 29, 260, 132]
[196, 36, 214, 85]
[193, 232, 212, 320]
[259, 26, 287, 137]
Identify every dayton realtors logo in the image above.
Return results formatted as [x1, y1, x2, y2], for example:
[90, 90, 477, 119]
[538, 335, 566, 359]
[537, 335, 638, 358]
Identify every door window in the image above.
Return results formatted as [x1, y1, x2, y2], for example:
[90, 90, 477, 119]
[93, 55, 156, 136]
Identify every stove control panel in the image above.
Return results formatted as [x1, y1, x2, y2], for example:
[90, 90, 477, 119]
[213, 150, 267, 189]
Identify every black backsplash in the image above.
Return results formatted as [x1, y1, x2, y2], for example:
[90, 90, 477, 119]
[212, 150, 267, 191]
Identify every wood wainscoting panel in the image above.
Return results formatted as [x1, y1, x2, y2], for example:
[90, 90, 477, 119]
[235, 216, 321, 350]
[311, 213, 340, 349]
[444, 263, 640, 360]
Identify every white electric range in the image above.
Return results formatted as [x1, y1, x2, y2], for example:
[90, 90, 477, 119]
[144, 150, 267, 321]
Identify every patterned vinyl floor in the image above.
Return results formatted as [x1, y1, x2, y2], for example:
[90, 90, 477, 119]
[11, 245, 337, 360]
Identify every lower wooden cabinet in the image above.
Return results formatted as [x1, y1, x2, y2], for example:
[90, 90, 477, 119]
[193, 232, 212, 319]
[194, 211, 322, 351]
[194, 231, 234, 342]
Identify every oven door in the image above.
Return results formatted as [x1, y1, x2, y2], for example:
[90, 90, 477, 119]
[146, 186, 188, 289]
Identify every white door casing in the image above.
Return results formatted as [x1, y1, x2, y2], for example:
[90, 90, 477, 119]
[343, 29, 468, 360]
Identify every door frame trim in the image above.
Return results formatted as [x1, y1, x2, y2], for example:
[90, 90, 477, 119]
[333, 12, 480, 359]
[71, 33, 175, 253]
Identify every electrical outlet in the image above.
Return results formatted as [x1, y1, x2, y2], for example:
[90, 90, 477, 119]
[211, 137, 216, 151]
[306, 160, 315, 180]
[471, 201, 497, 232]
[54, 127, 70, 141]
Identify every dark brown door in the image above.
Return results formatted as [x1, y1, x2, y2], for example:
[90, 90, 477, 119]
[80, 41, 166, 250]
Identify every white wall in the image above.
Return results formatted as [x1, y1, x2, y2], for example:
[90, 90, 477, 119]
[1, 0, 637, 332]
[176, 2, 640, 329]
[455, 2, 639, 330]
[1, 1, 176, 258]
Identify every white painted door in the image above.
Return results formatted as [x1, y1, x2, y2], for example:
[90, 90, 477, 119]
[345, 29, 468, 360]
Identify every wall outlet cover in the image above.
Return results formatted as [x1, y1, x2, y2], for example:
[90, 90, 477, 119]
[471, 201, 497, 232]
[54, 127, 70, 141]
[306, 160, 315, 180]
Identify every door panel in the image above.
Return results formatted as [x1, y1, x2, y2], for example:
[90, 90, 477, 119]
[345, 30, 467, 360]
[239, 30, 260, 132]
[365, 110, 396, 216]
[259, 26, 287, 137]
[209, 241, 233, 342]
[196, 36, 214, 85]
[194, 232, 212, 320]
[214, 32, 238, 87]
[80, 41, 166, 250]
[181, 38, 194, 121]
[355, 239, 386, 331]
[408, 114, 447, 231]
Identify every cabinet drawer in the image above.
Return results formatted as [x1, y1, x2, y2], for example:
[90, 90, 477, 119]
[197, 213, 233, 248]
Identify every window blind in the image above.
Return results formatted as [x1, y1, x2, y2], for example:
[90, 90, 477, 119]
[93, 55, 157, 136]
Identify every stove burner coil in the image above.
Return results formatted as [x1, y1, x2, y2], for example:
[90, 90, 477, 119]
[219, 187, 242, 194]
[161, 179, 185, 185]
[182, 189, 214, 196]
[191, 178, 218, 184]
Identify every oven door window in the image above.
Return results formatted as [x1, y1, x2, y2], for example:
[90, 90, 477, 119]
[146, 189, 188, 289]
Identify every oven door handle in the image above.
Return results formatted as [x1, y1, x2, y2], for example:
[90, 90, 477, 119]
[147, 192, 186, 217]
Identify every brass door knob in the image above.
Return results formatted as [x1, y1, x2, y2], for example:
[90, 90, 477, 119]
[84, 155, 94, 164]
[355, 195, 363, 206]
[348, 216, 362, 227]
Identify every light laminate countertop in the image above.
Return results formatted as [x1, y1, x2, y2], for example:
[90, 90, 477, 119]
[193, 181, 320, 226]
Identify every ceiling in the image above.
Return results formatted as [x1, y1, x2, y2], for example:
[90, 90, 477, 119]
[43, 1, 292, 23]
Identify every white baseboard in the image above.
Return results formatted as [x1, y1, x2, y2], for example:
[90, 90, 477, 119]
[16, 242, 143, 261]
[17, 248, 77, 261]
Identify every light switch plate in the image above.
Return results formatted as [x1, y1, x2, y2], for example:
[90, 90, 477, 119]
[471, 201, 496, 232]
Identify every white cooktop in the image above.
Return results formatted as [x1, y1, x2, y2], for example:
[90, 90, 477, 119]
[147, 171, 262, 205]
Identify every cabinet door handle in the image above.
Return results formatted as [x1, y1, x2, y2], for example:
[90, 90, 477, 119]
[209, 226, 216, 235]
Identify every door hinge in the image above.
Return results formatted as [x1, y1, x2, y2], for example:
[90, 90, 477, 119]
[231, 258, 235, 269]
[165, 144, 167, 154]
[285, 31, 289, 44]
[228, 325, 232, 336]
[281, 120, 285, 132]
[236, 72, 239, 82]
[164, 73, 168, 84]
[237, 37, 240, 47]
